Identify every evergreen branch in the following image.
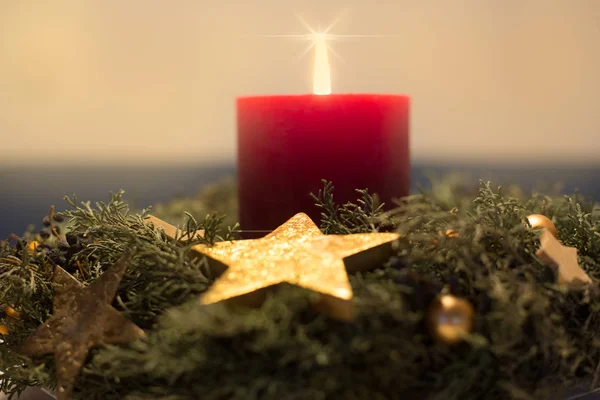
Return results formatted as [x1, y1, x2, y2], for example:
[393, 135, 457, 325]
[310, 179, 393, 234]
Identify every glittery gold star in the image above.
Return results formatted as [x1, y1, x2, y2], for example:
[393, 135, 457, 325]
[193, 213, 400, 320]
[17, 253, 145, 400]
[536, 230, 592, 285]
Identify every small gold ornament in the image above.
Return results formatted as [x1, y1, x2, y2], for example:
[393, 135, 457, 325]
[526, 214, 558, 239]
[0, 306, 21, 336]
[27, 240, 39, 254]
[17, 253, 145, 400]
[432, 229, 459, 245]
[4, 305, 20, 320]
[427, 294, 475, 345]
[444, 229, 459, 238]
[192, 213, 400, 321]
[536, 230, 592, 285]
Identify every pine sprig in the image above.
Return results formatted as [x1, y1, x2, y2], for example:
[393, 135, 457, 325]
[310, 179, 393, 234]
[178, 212, 239, 246]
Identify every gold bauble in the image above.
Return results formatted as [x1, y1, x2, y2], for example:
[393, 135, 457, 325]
[435, 229, 460, 238]
[27, 240, 39, 254]
[443, 229, 459, 238]
[427, 294, 475, 345]
[4, 305, 20, 319]
[432, 229, 460, 245]
[526, 214, 558, 239]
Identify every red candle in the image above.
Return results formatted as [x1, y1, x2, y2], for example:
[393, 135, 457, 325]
[236, 34, 409, 236]
[237, 94, 409, 235]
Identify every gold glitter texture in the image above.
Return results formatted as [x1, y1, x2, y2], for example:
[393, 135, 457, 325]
[193, 213, 400, 320]
[17, 253, 145, 400]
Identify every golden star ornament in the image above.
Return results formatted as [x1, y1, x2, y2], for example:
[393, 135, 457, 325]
[192, 213, 401, 320]
[17, 253, 145, 400]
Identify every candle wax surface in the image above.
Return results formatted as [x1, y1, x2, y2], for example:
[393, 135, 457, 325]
[237, 94, 409, 236]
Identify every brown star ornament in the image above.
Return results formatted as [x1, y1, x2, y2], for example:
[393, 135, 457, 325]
[17, 253, 145, 400]
[536, 230, 592, 285]
[192, 213, 401, 320]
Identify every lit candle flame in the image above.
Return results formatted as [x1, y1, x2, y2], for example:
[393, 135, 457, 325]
[313, 34, 331, 95]
[254, 12, 393, 95]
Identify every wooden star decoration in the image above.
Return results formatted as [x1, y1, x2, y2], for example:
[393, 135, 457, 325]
[536, 230, 592, 286]
[144, 215, 204, 243]
[192, 213, 401, 320]
[17, 253, 145, 400]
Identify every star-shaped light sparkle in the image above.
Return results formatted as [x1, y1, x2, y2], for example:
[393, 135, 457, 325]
[193, 213, 400, 320]
[536, 230, 592, 285]
[17, 253, 145, 400]
[255, 12, 393, 95]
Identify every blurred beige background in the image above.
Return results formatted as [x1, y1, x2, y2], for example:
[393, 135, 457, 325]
[0, 0, 599, 166]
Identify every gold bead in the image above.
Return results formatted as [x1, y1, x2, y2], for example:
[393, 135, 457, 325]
[0, 325, 8, 335]
[27, 240, 39, 254]
[444, 229, 459, 238]
[526, 214, 558, 239]
[4, 305, 20, 319]
[436, 229, 459, 238]
[427, 294, 475, 345]
[433, 229, 460, 245]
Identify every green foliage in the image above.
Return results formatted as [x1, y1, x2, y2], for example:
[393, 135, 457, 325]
[0, 177, 600, 400]
[179, 212, 240, 245]
[310, 179, 393, 234]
